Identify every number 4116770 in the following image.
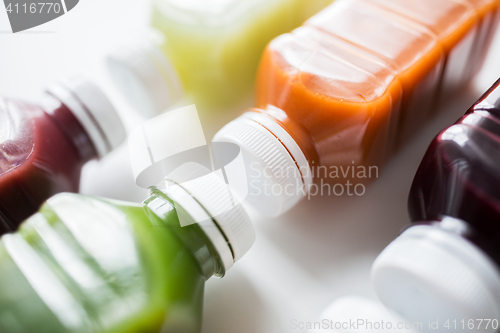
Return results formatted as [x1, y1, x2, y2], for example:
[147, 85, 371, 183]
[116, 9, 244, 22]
[444, 319, 499, 330]
[6, 3, 62, 14]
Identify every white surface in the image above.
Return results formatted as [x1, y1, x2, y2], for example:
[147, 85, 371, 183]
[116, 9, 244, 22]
[1, 1, 500, 332]
[373, 224, 500, 333]
[306, 296, 420, 332]
[128, 105, 207, 186]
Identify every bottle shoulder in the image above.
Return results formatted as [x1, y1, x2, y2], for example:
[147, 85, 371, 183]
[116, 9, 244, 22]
[409, 111, 500, 230]
[471, 78, 500, 112]
[0, 98, 36, 177]
[261, 26, 400, 106]
[151, 0, 328, 28]
[362, 0, 475, 41]
[306, 0, 443, 73]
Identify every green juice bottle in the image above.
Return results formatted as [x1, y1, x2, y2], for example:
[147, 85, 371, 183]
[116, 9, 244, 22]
[0, 165, 255, 333]
[107, 0, 333, 116]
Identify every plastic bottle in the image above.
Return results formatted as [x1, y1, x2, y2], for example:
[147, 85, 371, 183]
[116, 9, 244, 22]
[213, 0, 500, 216]
[372, 79, 500, 332]
[0, 77, 126, 235]
[106, 0, 333, 116]
[0, 163, 255, 333]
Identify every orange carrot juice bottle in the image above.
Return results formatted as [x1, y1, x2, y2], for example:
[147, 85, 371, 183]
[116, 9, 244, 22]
[213, 0, 500, 216]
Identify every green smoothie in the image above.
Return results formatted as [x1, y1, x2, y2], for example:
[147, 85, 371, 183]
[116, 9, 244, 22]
[150, 0, 333, 109]
[0, 183, 253, 332]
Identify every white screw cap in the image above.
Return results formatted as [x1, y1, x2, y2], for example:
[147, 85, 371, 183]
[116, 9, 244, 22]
[106, 32, 182, 117]
[47, 76, 126, 159]
[212, 111, 312, 217]
[372, 224, 500, 332]
[164, 162, 255, 273]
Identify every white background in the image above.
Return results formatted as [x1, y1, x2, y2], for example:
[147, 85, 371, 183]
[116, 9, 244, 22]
[1, 1, 500, 332]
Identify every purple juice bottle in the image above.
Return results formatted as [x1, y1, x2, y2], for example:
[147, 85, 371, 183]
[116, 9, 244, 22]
[372, 79, 500, 332]
[0, 76, 126, 235]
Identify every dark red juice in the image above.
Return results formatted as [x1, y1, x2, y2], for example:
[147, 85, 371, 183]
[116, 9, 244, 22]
[372, 79, 500, 330]
[409, 78, 500, 265]
[0, 77, 125, 234]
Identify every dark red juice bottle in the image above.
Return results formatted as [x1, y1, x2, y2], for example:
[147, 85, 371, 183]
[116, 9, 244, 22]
[0, 76, 126, 234]
[372, 79, 500, 332]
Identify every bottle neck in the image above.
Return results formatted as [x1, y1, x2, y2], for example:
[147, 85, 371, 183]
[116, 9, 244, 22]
[252, 106, 320, 167]
[40, 92, 98, 164]
[143, 187, 227, 280]
[213, 109, 315, 216]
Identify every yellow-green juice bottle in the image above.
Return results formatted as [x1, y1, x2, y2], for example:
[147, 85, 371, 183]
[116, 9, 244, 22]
[107, 0, 333, 116]
[0, 165, 255, 333]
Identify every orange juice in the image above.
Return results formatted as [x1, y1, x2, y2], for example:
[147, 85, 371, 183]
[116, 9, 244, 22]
[213, 0, 500, 216]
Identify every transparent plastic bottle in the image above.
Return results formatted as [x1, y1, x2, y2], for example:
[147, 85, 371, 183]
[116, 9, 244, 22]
[106, 0, 333, 116]
[0, 164, 255, 333]
[372, 79, 500, 332]
[0, 77, 126, 234]
[213, 0, 500, 216]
